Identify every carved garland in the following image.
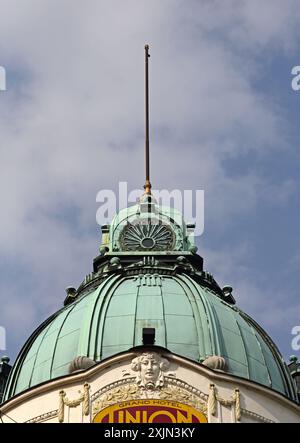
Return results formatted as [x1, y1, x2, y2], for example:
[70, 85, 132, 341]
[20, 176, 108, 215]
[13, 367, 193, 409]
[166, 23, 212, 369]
[160, 385, 207, 413]
[91, 377, 137, 402]
[208, 384, 241, 421]
[58, 382, 90, 423]
[93, 384, 139, 414]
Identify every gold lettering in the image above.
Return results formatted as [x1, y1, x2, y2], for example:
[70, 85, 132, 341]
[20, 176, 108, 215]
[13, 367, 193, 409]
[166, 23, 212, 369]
[118, 411, 124, 423]
[125, 411, 140, 423]
[93, 399, 208, 424]
[148, 411, 176, 423]
[142, 411, 148, 423]
[176, 411, 191, 423]
[109, 410, 114, 422]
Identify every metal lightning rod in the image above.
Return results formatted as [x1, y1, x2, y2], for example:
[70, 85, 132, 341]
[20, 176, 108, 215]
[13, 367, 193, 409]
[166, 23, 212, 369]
[144, 44, 152, 195]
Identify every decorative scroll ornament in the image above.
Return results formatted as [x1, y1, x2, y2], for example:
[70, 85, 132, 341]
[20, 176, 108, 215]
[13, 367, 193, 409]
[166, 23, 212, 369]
[58, 382, 90, 423]
[208, 384, 241, 421]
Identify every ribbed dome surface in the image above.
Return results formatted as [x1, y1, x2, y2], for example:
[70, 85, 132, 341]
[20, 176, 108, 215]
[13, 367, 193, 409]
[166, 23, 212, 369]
[4, 272, 296, 401]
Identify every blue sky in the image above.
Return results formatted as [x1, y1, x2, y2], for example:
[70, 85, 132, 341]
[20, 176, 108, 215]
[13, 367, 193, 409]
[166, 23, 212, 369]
[0, 0, 300, 363]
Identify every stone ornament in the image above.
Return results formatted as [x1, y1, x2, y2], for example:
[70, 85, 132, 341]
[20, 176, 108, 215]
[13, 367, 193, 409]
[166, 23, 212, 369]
[93, 384, 139, 414]
[207, 384, 275, 423]
[131, 352, 170, 390]
[58, 382, 90, 423]
[69, 356, 96, 374]
[208, 383, 241, 421]
[159, 384, 207, 414]
[202, 356, 227, 371]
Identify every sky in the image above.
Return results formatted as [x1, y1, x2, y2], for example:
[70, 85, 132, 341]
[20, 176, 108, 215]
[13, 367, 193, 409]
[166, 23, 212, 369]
[0, 0, 300, 364]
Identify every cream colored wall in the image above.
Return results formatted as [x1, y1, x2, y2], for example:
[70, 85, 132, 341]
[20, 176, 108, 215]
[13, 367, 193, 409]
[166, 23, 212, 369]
[1, 351, 299, 424]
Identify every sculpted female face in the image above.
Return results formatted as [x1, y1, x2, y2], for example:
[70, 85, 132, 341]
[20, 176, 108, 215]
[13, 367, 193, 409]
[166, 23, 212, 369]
[140, 354, 160, 383]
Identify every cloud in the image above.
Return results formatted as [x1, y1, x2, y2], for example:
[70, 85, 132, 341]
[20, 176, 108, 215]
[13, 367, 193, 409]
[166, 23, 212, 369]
[186, 0, 300, 54]
[202, 243, 300, 359]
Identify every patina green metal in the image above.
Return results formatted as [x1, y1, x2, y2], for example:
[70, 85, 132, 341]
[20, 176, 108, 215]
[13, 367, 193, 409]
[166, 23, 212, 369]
[3, 267, 296, 401]
[103, 199, 196, 254]
[2, 200, 297, 402]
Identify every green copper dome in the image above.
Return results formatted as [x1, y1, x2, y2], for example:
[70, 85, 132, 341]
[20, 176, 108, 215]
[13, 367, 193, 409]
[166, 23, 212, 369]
[3, 200, 297, 402]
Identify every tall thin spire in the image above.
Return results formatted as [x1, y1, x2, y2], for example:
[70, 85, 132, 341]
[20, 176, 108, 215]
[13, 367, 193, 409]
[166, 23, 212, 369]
[144, 44, 152, 195]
